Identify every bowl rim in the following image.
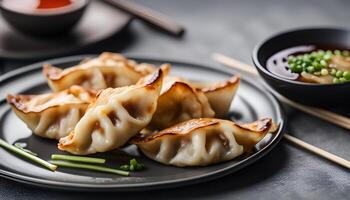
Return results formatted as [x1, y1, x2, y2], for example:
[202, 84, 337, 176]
[252, 26, 350, 87]
[0, 0, 90, 16]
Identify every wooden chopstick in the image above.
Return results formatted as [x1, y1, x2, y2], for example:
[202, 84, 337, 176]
[212, 53, 350, 170]
[103, 0, 185, 36]
[212, 53, 350, 130]
[284, 134, 350, 169]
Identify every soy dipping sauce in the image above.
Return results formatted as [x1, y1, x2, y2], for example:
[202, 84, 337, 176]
[266, 45, 350, 82]
[266, 45, 316, 80]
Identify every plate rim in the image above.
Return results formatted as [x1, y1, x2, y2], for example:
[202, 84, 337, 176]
[0, 55, 286, 191]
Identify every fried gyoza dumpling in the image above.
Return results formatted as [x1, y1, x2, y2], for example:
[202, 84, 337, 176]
[131, 118, 274, 167]
[58, 69, 164, 155]
[198, 76, 240, 117]
[158, 75, 240, 118]
[43, 52, 160, 92]
[146, 77, 215, 130]
[7, 86, 96, 140]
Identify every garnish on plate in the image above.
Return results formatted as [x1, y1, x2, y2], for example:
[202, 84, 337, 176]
[49, 160, 129, 176]
[51, 154, 106, 164]
[0, 139, 57, 171]
[119, 158, 145, 171]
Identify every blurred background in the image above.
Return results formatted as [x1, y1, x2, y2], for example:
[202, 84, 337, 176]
[1, 0, 349, 73]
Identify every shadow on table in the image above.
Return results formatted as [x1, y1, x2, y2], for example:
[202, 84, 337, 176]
[1, 142, 289, 200]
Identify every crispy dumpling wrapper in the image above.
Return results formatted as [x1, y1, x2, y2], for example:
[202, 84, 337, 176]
[146, 76, 215, 130]
[131, 118, 274, 167]
[7, 86, 96, 140]
[58, 69, 164, 155]
[43, 52, 158, 91]
[138, 68, 239, 130]
[162, 75, 240, 118]
[197, 76, 240, 117]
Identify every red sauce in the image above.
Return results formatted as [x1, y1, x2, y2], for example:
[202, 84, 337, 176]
[1, 0, 83, 13]
[37, 0, 72, 9]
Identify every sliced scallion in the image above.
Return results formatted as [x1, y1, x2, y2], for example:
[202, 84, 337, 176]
[0, 139, 57, 171]
[51, 154, 105, 164]
[49, 160, 129, 176]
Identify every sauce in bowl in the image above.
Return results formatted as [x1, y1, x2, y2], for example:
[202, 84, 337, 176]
[266, 45, 350, 84]
[266, 45, 314, 80]
[1, 0, 85, 14]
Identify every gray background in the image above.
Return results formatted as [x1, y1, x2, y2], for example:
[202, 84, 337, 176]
[0, 0, 349, 199]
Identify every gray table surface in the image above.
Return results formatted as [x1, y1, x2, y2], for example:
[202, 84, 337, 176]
[0, 0, 349, 199]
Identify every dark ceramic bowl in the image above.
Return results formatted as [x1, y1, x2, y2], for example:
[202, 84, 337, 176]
[252, 27, 350, 106]
[0, 0, 90, 37]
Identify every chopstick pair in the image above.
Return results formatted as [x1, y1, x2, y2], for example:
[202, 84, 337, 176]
[212, 53, 350, 170]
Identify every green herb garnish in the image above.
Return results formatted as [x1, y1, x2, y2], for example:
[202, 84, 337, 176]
[49, 160, 129, 176]
[51, 154, 105, 164]
[0, 139, 57, 171]
[119, 158, 145, 172]
[288, 49, 350, 83]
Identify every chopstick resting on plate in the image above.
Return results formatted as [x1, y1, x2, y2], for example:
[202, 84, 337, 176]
[212, 52, 350, 170]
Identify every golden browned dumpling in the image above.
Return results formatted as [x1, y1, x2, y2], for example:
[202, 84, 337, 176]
[7, 86, 96, 140]
[43, 52, 160, 91]
[131, 118, 274, 167]
[58, 69, 164, 155]
[199, 76, 240, 117]
[146, 76, 215, 130]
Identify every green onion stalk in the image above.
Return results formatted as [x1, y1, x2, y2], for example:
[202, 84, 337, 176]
[51, 154, 106, 164]
[49, 160, 129, 176]
[0, 139, 57, 171]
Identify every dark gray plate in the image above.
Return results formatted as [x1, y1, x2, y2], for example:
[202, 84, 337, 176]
[0, 55, 285, 191]
[0, 1, 132, 60]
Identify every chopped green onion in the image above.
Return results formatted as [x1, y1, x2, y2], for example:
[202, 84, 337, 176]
[333, 78, 340, 84]
[336, 71, 343, 78]
[49, 160, 129, 176]
[320, 60, 327, 67]
[129, 164, 135, 171]
[330, 69, 337, 76]
[339, 77, 347, 83]
[51, 154, 105, 164]
[0, 139, 57, 171]
[130, 158, 138, 167]
[306, 66, 315, 73]
[323, 54, 332, 60]
[321, 69, 329, 76]
[343, 71, 350, 80]
[334, 50, 341, 55]
[119, 158, 145, 172]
